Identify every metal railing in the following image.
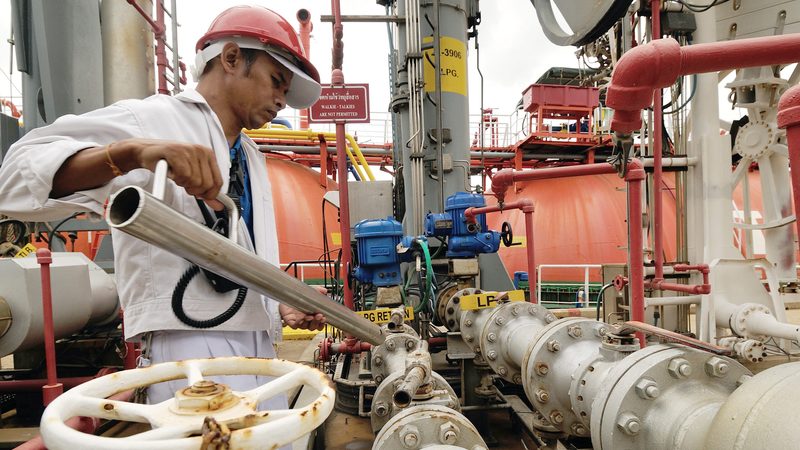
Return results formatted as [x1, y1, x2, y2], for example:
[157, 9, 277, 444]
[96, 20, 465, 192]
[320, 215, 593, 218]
[537, 264, 602, 307]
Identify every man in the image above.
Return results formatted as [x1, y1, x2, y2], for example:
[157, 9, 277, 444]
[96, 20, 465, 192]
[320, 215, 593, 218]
[0, 5, 325, 404]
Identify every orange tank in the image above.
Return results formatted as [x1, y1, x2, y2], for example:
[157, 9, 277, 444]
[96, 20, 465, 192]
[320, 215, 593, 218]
[485, 172, 679, 284]
[266, 158, 339, 283]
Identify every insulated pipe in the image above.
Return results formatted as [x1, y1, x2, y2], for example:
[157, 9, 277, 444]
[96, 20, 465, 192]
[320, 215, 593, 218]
[491, 162, 619, 204]
[330, 0, 354, 310]
[36, 249, 63, 405]
[464, 200, 536, 303]
[607, 33, 800, 134]
[297, 9, 313, 130]
[777, 84, 800, 255]
[106, 186, 385, 345]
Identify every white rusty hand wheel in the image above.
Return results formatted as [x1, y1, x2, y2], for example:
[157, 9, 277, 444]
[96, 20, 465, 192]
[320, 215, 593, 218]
[40, 357, 334, 450]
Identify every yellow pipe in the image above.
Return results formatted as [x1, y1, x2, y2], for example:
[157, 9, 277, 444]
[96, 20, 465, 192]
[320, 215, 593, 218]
[245, 128, 376, 181]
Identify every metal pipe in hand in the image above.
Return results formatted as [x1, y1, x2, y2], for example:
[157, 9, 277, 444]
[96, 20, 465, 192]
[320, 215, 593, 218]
[106, 185, 385, 345]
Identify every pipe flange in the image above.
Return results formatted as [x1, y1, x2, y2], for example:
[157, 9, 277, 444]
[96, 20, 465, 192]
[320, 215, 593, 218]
[521, 317, 605, 434]
[733, 120, 778, 160]
[443, 288, 482, 332]
[460, 308, 494, 353]
[370, 370, 459, 433]
[590, 344, 750, 450]
[435, 283, 462, 329]
[480, 302, 552, 384]
[372, 331, 421, 383]
[373, 404, 488, 450]
[730, 303, 772, 341]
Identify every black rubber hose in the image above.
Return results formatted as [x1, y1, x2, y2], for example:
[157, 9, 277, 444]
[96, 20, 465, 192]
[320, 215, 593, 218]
[171, 264, 248, 328]
[596, 282, 615, 321]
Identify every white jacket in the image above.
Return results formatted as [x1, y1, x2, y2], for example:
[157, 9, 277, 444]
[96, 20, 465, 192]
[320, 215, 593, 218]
[0, 89, 282, 340]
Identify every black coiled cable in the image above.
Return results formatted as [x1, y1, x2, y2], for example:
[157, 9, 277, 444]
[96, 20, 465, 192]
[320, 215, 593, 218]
[171, 264, 248, 329]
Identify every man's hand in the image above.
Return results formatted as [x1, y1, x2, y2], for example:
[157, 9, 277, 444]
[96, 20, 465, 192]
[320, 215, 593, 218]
[280, 303, 327, 331]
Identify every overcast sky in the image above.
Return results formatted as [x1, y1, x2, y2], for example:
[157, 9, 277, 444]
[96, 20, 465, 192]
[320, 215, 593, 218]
[0, 0, 580, 126]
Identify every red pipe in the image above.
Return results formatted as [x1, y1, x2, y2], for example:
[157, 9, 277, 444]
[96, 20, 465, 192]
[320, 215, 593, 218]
[0, 98, 20, 118]
[297, 9, 313, 129]
[625, 161, 647, 347]
[491, 162, 618, 204]
[465, 200, 537, 303]
[0, 376, 93, 392]
[36, 249, 63, 405]
[777, 84, 800, 254]
[330, 0, 353, 310]
[607, 33, 800, 133]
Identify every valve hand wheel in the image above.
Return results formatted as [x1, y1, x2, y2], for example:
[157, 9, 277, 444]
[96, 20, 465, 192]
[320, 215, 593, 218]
[501, 221, 516, 247]
[40, 357, 335, 450]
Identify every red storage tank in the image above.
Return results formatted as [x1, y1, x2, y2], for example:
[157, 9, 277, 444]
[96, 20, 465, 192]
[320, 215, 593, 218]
[485, 172, 678, 284]
[266, 158, 339, 283]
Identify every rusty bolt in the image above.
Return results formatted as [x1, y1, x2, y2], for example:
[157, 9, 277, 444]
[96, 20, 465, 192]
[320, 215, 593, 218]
[495, 316, 505, 326]
[617, 412, 642, 436]
[512, 374, 522, 384]
[406, 340, 416, 350]
[487, 332, 497, 343]
[487, 350, 497, 361]
[668, 358, 692, 379]
[568, 325, 583, 338]
[535, 388, 550, 403]
[635, 378, 660, 400]
[400, 425, 420, 449]
[549, 410, 564, 425]
[571, 423, 588, 436]
[374, 401, 389, 417]
[705, 356, 730, 378]
[375, 375, 384, 384]
[438, 421, 460, 445]
[535, 362, 549, 376]
[547, 340, 561, 352]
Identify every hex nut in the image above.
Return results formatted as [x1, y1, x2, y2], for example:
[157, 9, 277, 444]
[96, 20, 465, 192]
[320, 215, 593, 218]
[487, 350, 497, 361]
[705, 356, 730, 378]
[571, 423, 588, 436]
[668, 358, 692, 379]
[635, 378, 660, 400]
[438, 421, 460, 445]
[406, 340, 416, 350]
[374, 401, 389, 416]
[386, 340, 396, 351]
[549, 410, 564, 425]
[568, 325, 583, 338]
[535, 388, 550, 403]
[617, 412, 641, 436]
[374, 356, 383, 366]
[487, 332, 497, 343]
[498, 366, 508, 376]
[547, 340, 561, 352]
[496, 316, 505, 325]
[400, 425, 420, 449]
[535, 362, 549, 376]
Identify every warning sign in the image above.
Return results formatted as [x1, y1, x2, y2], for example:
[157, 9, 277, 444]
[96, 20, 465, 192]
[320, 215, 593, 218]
[310, 84, 370, 123]
[423, 36, 468, 96]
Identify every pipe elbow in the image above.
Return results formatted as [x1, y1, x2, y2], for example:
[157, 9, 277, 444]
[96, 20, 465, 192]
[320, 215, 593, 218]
[607, 38, 683, 133]
[624, 159, 646, 181]
[777, 84, 800, 130]
[491, 169, 515, 203]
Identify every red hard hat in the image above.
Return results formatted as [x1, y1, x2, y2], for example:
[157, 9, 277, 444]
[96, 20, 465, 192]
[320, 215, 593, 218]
[196, 6, 321, 108]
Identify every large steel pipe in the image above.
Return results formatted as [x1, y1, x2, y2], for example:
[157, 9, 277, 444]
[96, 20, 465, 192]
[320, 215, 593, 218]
[106, 186, 385, 345]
